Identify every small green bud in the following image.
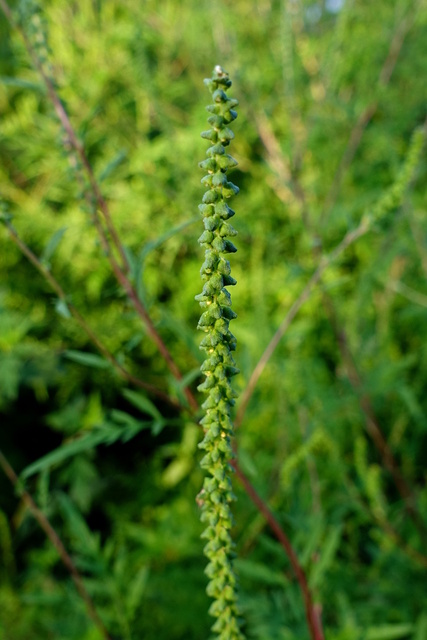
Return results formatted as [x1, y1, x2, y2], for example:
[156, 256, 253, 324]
[202, 189, 220, 204]
[218, 154, 238, 170]
[201, 129, 218, 141]
[198, 230, 214, 245]
[212, 88, 228, 102]
[207, 143, 226, 157]
[223, 182, 239, 198]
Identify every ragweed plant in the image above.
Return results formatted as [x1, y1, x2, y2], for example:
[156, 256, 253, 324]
[195, 66, 245, 640]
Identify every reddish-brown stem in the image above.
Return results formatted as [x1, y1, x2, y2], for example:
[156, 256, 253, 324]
[0, 449, 112, 640]
[232, 459, 324, 640]
[324, 298, 427, 539]
[236, 219, 370, 429]
[0, 0, 129, 274]
[1, 1, 197, 409]
[104, 249, 199, 413]
[4, 222, 180, 409]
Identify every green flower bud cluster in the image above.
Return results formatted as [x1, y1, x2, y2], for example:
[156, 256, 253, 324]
[196, 66, 245, 640]
[369, 125, 425, 224]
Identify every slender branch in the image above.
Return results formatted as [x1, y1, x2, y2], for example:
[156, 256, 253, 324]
[321, 10, 416, 221]
[3, 221, 180, 409]
[102, 243, 199, 413]
[232, 459, 324, 640]
[344, 473, 427, 569]
[238, 114, 426, 427]
[253, 110, 309, 221]
[0, 449, 112, 640]
[0, 0, 11, 20]
[236, 219, 370, 428]
[0, 0, 129, 274]
[323, 295, 427, 539]
[373, 510, 427, 569]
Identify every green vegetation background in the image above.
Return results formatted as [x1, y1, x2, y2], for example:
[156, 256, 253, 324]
[1, 0, 427, 638]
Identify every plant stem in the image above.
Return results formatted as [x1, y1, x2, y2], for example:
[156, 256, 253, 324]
[0, 0, 129, 274]
[320, 7, 419, 224]
[3, 221, 180, 409]
[232, 459, 324, 640]
[236, 219, 369, 428]
[0, 449, 112, 640]
[324, 298, 427, 540]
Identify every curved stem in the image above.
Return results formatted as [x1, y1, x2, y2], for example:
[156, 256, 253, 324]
[232, 459, 324, 640]
[236, 220, 369, 429]
[4, 221, 180, 409]
[321, 8, 418, 223]
[0, 0, 129, 274]
[0, 449, 112, 640]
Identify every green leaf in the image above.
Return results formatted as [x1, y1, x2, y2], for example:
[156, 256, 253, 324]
[55, 299, 72, 319]
[0, 75, 43, 91]
[310, 525, 343, 589]
[40, 227, 67, 266]
[151, 419, 165, 436]
[56, 492, 99, 556]
[110, 409, 154, 440]
[161, 457, 192, 487]
[20, 424, 122, 479]
[98, 149, 127, 182]
[122, 389, 162, 420]
[126, 565, 149, 622]
[234, 559, 288, 587]
[63, 350, 110, 369]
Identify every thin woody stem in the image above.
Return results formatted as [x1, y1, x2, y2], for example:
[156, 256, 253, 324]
[0, 0, 129, 274]
[236, 220, 370, 429]
[4, 221, 180, 409]
[232, 459, 324, 640]
[0, 449, 112, 640]
[324, 298, 427, 540]
[321, 8, 418, 222]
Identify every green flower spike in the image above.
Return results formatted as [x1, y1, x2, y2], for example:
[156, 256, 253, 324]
[196, 66, 245, 640]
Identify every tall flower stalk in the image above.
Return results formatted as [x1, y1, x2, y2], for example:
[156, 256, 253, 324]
[196, 66, 245, 639]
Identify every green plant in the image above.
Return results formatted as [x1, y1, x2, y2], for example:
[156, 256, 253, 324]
[196, 65, 244, 639]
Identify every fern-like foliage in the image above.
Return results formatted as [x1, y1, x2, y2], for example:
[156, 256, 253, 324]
[195, 66, 245, 640]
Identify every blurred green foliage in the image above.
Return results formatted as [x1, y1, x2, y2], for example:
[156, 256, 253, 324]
[1, 0, 427, 638]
